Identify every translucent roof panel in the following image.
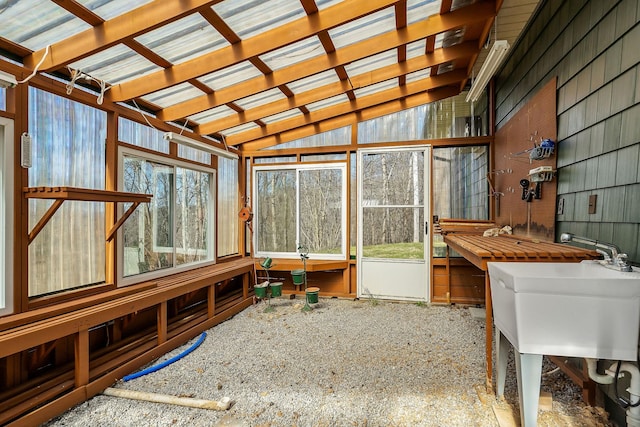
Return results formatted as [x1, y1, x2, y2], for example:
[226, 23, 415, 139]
[344, 49, 397, 77]
[315, 0, 345, 11]
[70, 45, 161, 84]
[188, 105, 237, 125]
[0, 2, 90, 51]
[77, 0, 153, 21]
[141, 83, 205, 108]
[353, 79, 398, 98]
[262, 125, 351, 150]
[259, 36, 324, 71]
[328, 7, 396, 49]
[212, 0, 306, 40]
[306, 94, 349, 112]
[220, 122, 260, 136]
[405, 68, 431, 83]
[198, 61, 262, 91]
[407, 0, 442, 25]
[261, 109, 303, 124]
[234, 88, 286, 111]
[135, 14, 229, 65]
[287, 70, 340, 95]
[406, 39, 427, 59]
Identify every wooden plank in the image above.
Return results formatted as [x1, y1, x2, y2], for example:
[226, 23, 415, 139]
[27, 199, 63, 244]
[23, 187, 152, 203]
[74, 329, 89, 388]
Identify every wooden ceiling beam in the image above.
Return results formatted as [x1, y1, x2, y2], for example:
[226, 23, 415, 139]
[108, 0, 402, 101]
[195, 41, 477, 134]
[25, 0, 223, 70]
[239, 85, 459, 152]
[159, 1, 495, 122]
[228, 69, 466, 145]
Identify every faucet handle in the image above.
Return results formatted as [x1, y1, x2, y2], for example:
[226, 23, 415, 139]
[616, 253, 633, 272]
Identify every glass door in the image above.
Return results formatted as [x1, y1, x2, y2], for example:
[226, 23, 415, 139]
[357, 147, 430, 301]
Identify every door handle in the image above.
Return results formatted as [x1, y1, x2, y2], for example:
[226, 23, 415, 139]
[425, 222, 428, 235]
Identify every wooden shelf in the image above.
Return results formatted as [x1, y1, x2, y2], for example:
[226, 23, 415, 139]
[255, 259, 348, 272]
[24, 186, 152, 243]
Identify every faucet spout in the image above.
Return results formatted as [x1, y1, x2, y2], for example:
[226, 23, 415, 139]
[560, 233, 632, 271]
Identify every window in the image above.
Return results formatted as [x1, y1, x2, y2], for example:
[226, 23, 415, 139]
[120, 149, 214, 281]
[0, 117, 14, 315]
[217, 156, 239, 257]
[28, 88, 106, 296]
[254, 164, 346, 259]
[432, 145, 489, 257]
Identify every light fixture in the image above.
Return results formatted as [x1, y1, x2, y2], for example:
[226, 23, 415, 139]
[0, 70, 17, 89]
[163, 132, 239, 160]
[465, 40, 510, 103]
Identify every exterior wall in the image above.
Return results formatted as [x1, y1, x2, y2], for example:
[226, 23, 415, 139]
[495, 1, 640, 422]
[496, 0, 640, 264]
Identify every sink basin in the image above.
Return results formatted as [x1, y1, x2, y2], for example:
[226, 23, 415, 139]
[488, 261, 640, 361]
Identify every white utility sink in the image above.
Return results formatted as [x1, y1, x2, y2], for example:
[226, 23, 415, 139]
[488, 260, 640, 427]
[488, 260, 640, 361]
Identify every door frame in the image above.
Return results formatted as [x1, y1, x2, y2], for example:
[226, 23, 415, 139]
[356, 145, 431, 302]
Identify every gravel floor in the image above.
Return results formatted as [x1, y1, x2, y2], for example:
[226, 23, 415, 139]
[46, 298, 612, 426]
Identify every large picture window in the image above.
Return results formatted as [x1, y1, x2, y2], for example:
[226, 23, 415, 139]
[120, 149, 214, 280]
[0, 118, 14, 315]
[254, 164, 346, 259]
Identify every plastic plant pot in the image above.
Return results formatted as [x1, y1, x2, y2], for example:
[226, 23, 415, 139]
[306, 287, 320, 304]
[269, 282, 283, 297]
[291, 269, 305, 286]
[254, 281, 268, 299]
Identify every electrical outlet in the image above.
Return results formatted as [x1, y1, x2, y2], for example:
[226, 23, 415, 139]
[588, 195, 597, 214]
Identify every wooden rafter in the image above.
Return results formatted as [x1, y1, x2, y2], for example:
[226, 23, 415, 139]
[108, 0, 403, 102]
[239, 85, 460, 152]
[195, 42, 477, 135]
[228, 70, 467, 145]
[25, 0, 224, 70]
[159, 2, 495, 123]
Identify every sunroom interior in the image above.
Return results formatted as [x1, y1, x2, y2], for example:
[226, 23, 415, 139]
[2, 0, 640, 425]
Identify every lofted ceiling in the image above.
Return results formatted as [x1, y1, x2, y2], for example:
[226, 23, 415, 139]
[0, 0, 538, 153]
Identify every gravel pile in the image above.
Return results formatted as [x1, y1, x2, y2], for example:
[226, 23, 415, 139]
[47, 298, 612, 426]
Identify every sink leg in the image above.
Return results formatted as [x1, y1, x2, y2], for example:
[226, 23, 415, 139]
[515, 352, 543, 427]
[496, 328, 510, 398]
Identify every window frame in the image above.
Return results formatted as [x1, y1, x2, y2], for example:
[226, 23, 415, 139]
[117, 146, 216, 286]
[0, 117, 14, 316]
[253, 162, 347, 260]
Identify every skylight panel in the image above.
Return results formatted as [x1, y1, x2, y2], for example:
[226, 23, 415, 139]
[344, 50, 397, 76]
[315, 0, 345, 10]
[69, 45, 160, 85]
[189, 105, 237, 124]
[259, 37, 324, 71]
[261, 109, 303, 124]
[234, 88, 286, 111]
[135, 14, 229, 65]
[220, 122, 260, 136]
[405, 68, 431, 83]
[406, 39, 427, 59]
[0, 1, 90, 51]
[407, 0, 442, 25]
[212, 0, 306, 40]
[306, 94, 349, 112]
[353, 79, 397, 98]
[141, 83, 205, 108]
[77, 0, 153, 20]
[287, 70, 340, 95]
[198, 61, 263, 91]
[328, 7, 396, 49]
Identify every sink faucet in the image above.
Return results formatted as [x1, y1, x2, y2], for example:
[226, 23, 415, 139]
[560, 233, 633, 272]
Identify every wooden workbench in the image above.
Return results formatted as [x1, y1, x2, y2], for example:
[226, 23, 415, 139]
[442, 234, 598, 391]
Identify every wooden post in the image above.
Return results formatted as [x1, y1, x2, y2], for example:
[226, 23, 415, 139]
[157, 301, 167, 344]
[75, 329, 89, 388]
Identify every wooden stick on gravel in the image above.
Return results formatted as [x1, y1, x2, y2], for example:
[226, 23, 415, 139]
[103, 387, 232, 411]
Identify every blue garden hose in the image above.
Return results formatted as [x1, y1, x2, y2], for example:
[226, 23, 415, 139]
[123, 332, 207, 381]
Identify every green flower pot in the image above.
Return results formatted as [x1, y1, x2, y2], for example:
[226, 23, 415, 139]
[306, 287, 320, 304]
[270, 282, 283, 297]
[254, 281, 268, 299]
[291, 269, 305, 286]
